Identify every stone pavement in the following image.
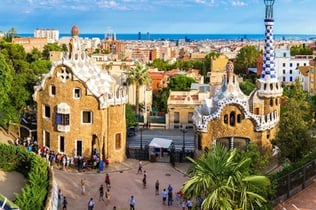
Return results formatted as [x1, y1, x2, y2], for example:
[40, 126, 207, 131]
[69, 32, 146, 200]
[54, 159, 192, 210]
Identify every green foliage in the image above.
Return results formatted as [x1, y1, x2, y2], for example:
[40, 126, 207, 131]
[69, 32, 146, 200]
[3, 27, 18, 42]
[168, 75, 196, 91]
[126, 62, 151, 117]
[183, 144, 271, 210]
[42, 43, 62, 60]
[152, 88, 169, 113]
[290, 45, 313, 56]
[234, 45, 260, 75]
[0, 144, 49, 210]
[239, 79, 256, 95]
[273, 79, 313, 162]
[126, 104, 137, 127]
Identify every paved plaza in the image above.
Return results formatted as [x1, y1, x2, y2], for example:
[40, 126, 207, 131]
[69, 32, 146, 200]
[54, 159, 190, 210]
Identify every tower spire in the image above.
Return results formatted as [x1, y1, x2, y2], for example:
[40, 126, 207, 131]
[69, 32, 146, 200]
[257, 0, 282, 98]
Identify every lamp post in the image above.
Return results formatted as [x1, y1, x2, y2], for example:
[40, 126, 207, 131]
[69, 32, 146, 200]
[140, 127, 143, 150]
[180, 125, 188, 162]
[170, 142, 175, 167]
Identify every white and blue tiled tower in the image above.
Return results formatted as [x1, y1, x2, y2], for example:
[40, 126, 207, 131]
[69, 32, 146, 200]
[257, 0, 283, 98]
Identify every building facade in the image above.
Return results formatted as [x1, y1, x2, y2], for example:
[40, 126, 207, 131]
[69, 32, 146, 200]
[192, 0, 283, 155]
[33, 26, 128, 163]
[34, 28, 59, 43]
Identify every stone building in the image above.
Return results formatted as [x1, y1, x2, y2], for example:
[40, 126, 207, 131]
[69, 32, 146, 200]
[33, 26, 128, 163]
[192, 1, 283, 155]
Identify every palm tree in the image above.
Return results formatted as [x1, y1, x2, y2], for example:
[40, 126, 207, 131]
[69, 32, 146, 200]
[126, 62, 151, 122]
[182, 145, 270, 210]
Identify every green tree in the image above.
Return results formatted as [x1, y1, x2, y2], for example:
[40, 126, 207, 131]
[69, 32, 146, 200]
[26, 48, 42, 63]
[126, 62, 151, 120]
[168, 75, 196, 91]
[0, 53, 14, 127]
[234, 45, 260, 75]
[126, 104, 137, 127]
[42, 43, 62, 60]
[4, 27, 18, 42]
[183, 145, 270, 210]
[239, 79, 256, 95]
[273, 79, 313, 161]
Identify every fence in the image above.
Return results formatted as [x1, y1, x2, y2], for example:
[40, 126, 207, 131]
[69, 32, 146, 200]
[273, 159, 316, 204]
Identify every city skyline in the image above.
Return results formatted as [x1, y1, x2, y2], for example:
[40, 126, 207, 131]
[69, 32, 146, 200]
[0, 0, 315, 35]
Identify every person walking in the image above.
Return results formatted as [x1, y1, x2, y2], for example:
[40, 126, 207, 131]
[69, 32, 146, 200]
[129, 195, 136, 210]
[105, 188, 111, 204]
[88, 198, 95, 210]
[81, 178, 86, 195]
[99, 185, 104, 201]
[137, 160, 142, 174]
[155, 180, 159, 195]
[105, 173, 111, 188]
[167, 190, 173, 206]
[58, 189, 63, 208]
[62, 196, 68, 210]
[142, 174, 146, 188]
[187, 198, 193, 210]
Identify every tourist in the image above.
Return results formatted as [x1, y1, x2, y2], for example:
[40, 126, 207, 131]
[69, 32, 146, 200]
[142, 174, 146, 188]
[181, 199, 186, 210]
[88, 198, 95, 210]
[105, 188, 111, 204]
[155, 180, 159, 195]
[137, 160, 142, 174]
[162, 188, 167, 205]
[167, 184, 173, 193]
[62, 196, 68, 210]
[99, 184, 104, 201]
[105, 173, 111, 188]
[81, 178, 86, 195]
[129, 195, 135, 210]
[58, 189, 63, 208]
[187, 198, 193, 210]
[167, 190, 173, 206]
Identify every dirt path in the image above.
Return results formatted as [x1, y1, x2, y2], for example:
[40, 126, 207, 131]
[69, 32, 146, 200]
[0, 170, 26, 200]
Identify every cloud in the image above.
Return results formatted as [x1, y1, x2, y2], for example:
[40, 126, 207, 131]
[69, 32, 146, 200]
[231, 0, 246, 6]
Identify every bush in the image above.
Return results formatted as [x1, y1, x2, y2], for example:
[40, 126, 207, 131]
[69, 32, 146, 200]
[0, 143, 49, 210]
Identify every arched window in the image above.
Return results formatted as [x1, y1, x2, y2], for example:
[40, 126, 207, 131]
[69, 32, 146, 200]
[237, 114, 242, 123]
[230, 112, 235, 126]
[270, 98, 273, 106]
[224, 114, 228, 124]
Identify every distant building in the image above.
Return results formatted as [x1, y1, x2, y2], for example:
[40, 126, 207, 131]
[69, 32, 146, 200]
[12, 37, 47, 53]
[34, 28, 59, 43]
[33, 26, 128, 163]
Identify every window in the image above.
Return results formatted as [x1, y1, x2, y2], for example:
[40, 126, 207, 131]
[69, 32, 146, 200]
[290, 70, 292, 74]
[82, 111, 93, 124]
[174, 112, 179, 123]
[296, 63, 299, 67]
[44, 105, 51, 118]
[282, 63, 286, 67]
[115, 133, 121, 150]
[74, 88, 81, 98]
[56, 113, 70, 125]
[76, 140, 82, 157]
[283, 69, 285, 74]
[224, 114, 228, 124]
[188, 112, 193, 123]
[290, 76, 293, 82]
[59, 136, 65, 153]
[229, 112, 235, 126]
[237, 114, 242, 123]
[290, 63, 293, 67]
[50, 85, 56, 96]
[283, 77, 286, 82]
[44, 131, 50, 148]
[270, 98, 273, 106]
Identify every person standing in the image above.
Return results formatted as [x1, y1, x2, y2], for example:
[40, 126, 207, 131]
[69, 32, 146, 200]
[58, 189, 63, 208]
[137, 160, 142, 174]
[167, 190, 173, 206]
[155, 180, 159, 195]
[162, 189, 167, 205]
[187, 198, 193, 210]
[129, 195, 135, 210]
[105, 173, 111, 188]
[99, 185, 104, 201]
[88, 198, 95, 210]
[81, 178, 86, 195]
[62, 196, 68, 210]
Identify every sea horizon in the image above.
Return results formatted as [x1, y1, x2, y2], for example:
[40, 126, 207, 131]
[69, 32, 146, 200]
[19, 33, 316, 41]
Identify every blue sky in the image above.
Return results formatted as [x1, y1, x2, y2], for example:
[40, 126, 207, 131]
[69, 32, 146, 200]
[0, 0, 315, 34]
